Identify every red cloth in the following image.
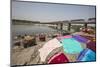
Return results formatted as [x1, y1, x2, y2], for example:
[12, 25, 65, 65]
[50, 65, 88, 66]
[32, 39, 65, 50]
[48, 53, 69, 64]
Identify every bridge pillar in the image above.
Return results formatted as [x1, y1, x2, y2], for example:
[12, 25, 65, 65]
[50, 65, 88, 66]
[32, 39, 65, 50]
[60, 23, 63, 30]
[68, 23, 71, 31]
[56, 24, 58, 29]
[84, 23, 87, 28]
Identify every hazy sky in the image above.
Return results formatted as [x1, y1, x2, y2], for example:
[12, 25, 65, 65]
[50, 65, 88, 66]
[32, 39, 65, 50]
[12, 1, 96, 22]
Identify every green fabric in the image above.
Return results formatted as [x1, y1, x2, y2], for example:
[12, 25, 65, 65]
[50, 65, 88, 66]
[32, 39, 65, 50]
[61, 38, 83, 54]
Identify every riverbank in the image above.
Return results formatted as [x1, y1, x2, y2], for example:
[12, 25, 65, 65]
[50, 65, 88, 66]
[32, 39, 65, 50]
[11, 34, 54, 66]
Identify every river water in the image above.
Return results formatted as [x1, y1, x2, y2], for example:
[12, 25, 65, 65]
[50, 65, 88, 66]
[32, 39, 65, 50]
[12, 25, 59, 36]
[12, 24, 95, 37]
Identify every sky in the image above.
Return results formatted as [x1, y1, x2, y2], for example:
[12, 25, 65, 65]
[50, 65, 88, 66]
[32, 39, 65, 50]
[12, 1, 96, 22]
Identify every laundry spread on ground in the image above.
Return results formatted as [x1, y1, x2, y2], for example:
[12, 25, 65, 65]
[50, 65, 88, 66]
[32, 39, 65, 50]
[39, 38, 62, 62]
[60, 38, 83, 54]
[77, 48, 96, 61]
[48, 52, 69, 64]
[72, 35, 89, 43]
[38, 34, 96, 64]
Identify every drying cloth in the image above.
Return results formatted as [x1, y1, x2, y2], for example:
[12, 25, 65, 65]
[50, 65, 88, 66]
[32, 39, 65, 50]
[77, 48, 96, 61]
[72, 35, 88, 43]
[60, 38, 83, 54]
[39, 38, 62, 62]
[48, 52, 69, 64]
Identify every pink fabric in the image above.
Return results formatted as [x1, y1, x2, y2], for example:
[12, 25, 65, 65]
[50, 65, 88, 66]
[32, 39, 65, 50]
[63, 35, 72, 38]
[48, 53, 69, 64]
[57, 35, 72, 41]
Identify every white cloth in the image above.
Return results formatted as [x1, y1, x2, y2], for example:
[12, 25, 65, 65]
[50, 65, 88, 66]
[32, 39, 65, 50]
[39, 38, 62, 62]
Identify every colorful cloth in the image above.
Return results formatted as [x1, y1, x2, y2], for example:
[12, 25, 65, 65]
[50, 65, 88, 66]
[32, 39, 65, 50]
[39, 38, 62, 62]
[48, 53, 69, 64]
[77, 48, 96, 62]
[39, 34, 96, 63]
[57, 35, 72, 41]
[72, 35, 88, 43]
[87, 41, 96, 52]
[60, 38, 83, 54]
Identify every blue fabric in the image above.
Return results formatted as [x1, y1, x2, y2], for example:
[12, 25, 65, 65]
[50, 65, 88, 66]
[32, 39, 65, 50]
[77, 48, 96, 61]
[60, 38, 83, 54]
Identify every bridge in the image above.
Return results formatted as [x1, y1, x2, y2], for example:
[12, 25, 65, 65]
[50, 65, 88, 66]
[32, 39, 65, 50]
[12, 18, 96, 31]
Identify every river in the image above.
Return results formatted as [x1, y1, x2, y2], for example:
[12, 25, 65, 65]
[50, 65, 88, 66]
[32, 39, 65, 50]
[12, 24, 59, 36]
[12, 24, 95, 37]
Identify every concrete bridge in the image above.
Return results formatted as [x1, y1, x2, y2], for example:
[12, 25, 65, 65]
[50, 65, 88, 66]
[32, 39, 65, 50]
[41, 21, 95, 31]
[12, 18, 96, 31]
